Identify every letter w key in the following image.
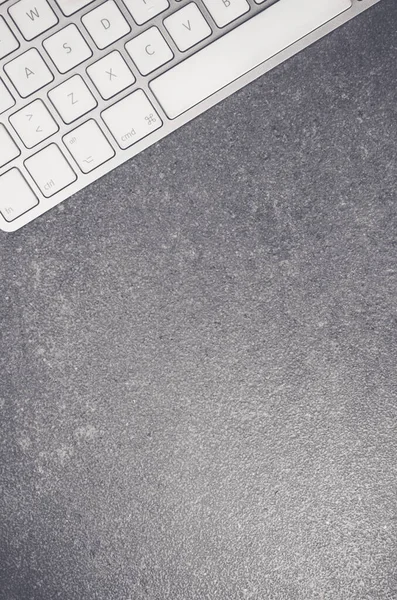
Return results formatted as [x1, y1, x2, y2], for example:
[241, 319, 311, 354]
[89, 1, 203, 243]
[9, 0, 58, 41]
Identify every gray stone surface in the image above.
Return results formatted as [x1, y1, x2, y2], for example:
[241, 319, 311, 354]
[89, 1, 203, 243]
[1, 2, 396, 599]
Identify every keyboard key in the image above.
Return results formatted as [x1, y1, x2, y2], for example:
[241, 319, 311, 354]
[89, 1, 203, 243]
[87, 51, 135, 100]
[0, 79, 15, 114]
[82, 0, 130, 50]
[0, 169, 39, 222]
[54, 0, 94, 16]
[164, 4, 211, 52]
[125, 27, 173, 76]
[0, 16, 19, 59]
[43, 24, 92, 73]
[202, 0, 249, 27]
[123, 0, 169, 25]
[25, 144, 76, 196]
[48, 75, 97, 124]
[102, 89, 162, 149]
[151, 0, 352, 118]
[9, 99, 58, 148]
[0, 124, 20, 167]
[63, 120, 115, 173]
[4, 49, 53, 98]
[9, 0, 58, 41]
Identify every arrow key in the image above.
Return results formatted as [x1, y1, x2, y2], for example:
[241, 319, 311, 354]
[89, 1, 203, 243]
[9, 99, 58, 148]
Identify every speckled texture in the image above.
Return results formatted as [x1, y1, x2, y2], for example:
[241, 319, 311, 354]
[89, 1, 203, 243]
[1, 2, 397, 599]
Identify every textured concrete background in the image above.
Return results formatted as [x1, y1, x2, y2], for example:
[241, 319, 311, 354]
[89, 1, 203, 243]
[1, 2, 396, 599]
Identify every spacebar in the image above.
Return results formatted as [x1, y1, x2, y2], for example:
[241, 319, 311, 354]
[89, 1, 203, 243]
[150, 0, 352, 119]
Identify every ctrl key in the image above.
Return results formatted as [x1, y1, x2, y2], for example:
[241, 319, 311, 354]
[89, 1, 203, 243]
[0, 169, 39, 222]
[25, 144, 77, 197]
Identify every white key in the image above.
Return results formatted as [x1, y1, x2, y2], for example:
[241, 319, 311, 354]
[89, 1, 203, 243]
[48, 75, 97, 124]
[0, 125, 20, 167]
[4, 49, 53, 98]
[151, 0, 352, 119]
[54, 0, 94, 16]
[87, 51, 135, 100]
[63, 120, 115, 173]
[25, 144, 76, 197]
[102, 89, 162, 149]
[164, 4, 211, 52]
[125, 27, 173, 76]
[202, 0, 249, 27]
[43, 24, 92, 74]
[0, 16, 19, 59]
[82, 1, 130, 50]
[10, 99, 58, 148]
[0, 79, 15, 114]
[9, 0, 58, 41]
[123, 0, 169, 25]
[0, 169, 39, 222]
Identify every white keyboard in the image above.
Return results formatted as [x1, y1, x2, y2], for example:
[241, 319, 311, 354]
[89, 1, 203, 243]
[0, 0, 381, 231]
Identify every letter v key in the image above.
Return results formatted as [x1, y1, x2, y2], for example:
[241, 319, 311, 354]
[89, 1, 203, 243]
[164, 4, 211, 52]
